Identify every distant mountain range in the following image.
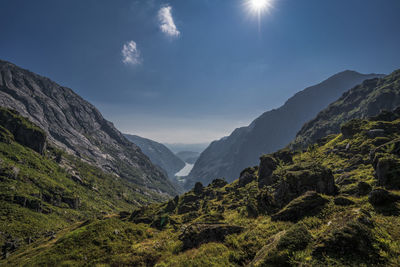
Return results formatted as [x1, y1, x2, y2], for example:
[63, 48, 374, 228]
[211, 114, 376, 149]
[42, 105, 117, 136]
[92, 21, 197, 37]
[164, 143, 209, 154]
[0, 59, 177, 196]
[185, 70, 385, 189]
[124, 134, 185, 179]
[176, 151, 200, 164]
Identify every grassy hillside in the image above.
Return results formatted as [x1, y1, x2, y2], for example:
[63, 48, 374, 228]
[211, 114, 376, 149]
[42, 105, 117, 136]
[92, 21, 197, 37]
[0, 107, 167, 260]
[3, 107, 400, 266]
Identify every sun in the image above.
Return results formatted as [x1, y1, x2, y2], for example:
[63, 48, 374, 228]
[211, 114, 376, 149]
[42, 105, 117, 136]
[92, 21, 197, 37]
[247, 0, 273, 14]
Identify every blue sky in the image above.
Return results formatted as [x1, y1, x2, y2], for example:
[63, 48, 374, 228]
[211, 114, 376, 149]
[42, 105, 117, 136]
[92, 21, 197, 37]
[1, 0, 400, 144]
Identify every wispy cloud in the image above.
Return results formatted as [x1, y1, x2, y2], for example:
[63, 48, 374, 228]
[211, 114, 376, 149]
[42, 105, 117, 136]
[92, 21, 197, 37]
[158, 5, 180, 38]
[122, 41, 142, 65]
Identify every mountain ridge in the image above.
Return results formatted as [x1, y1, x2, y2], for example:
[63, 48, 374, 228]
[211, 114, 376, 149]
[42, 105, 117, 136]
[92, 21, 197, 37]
[293, 69, 400, 148]
[124, 134, 185, 180]
[185, 70, 385, 189]
[0, 59, 177, 196]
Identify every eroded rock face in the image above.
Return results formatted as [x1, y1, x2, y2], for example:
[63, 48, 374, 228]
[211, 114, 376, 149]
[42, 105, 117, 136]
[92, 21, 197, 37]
[179, 223, 243, 250]
[0, 108, 46, 154]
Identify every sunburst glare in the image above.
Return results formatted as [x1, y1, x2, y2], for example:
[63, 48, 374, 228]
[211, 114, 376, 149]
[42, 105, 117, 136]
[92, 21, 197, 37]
[246, 0, 273, 14]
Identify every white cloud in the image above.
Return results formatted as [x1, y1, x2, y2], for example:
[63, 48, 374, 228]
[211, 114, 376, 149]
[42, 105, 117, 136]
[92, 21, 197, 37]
[121, 41, 142, 65]
[158, 5, 180, 38]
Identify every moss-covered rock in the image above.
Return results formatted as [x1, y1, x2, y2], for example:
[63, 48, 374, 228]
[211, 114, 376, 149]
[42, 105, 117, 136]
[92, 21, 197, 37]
[258, 155, 278, 188]
[368, 188, 400, 206]
[272, 164, 336, 208]
[277, 224, 312, 252]
[271, 191, 329, 222]
[334, 196, 355, 206]
[238, 167, 257, 187]
[179, 223, 243, 250]
[313, 221, 383, 264]
[0, 107, 46, 154]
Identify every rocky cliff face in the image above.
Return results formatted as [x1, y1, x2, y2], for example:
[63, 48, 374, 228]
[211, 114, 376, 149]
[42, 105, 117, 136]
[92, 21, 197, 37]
[293, 69, 400, 149]
[0, 60, 176, 196]
[186, 71, 384, 189]
[124, 134, 185, 179]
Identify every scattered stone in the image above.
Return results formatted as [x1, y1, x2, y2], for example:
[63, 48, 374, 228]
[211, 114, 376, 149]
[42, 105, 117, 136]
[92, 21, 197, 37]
[334, 196, 355, 206]
[179, 223, 243, 250]
[357, 181, 372, 196]
[119, 211, 131, 219]
[209, 178, 228, 188]
[367, 129, 385, 138]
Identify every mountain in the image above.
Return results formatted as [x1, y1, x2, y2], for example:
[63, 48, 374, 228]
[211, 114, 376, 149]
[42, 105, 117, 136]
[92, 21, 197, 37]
[186, 70, 384, 189]
[0, 107, 168, 258]
[0, 60, 177, 196]
[176, 151, 200, 164]
[293, 69, 400, 148]
[124, 134, 185, 179]
[5, 107, 400, 266]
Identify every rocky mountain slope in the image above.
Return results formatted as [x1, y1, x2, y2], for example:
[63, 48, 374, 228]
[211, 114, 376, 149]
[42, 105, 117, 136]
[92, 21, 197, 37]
[0, 60, 176, 196]
[124, 134, 185, 179]
[293, 69, 400, 149]
[4, 108, 400, 266]
[176, 151, 200, 164]
[186, 71, 384, 189]
[0, 107, 167, 260]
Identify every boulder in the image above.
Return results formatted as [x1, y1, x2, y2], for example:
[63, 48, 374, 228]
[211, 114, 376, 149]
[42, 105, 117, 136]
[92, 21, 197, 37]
[61, 196, 80, 209]
[277, 224, 312, 252]
[179, 223, 244, 250]
[357, 181, 372, 196]
[177, 201, 200, 214]
[130, 207, 153, 224]
[193, 182, 204, 195]
[272, 164, 336, 207]
[209, 178, 228, 188]
[374, 157, 400, 189]
[272, 191, 329, 222]
[368, 188, 400, 206]
[334, 196, 355, 206]
[258, 155, 278, 188]
[367, 129, 385, 138]
[238, 167, 257, 187]
[150, 215, 170, 230]
[312, 221, 383, 264]
[340, 119, 364, 139]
